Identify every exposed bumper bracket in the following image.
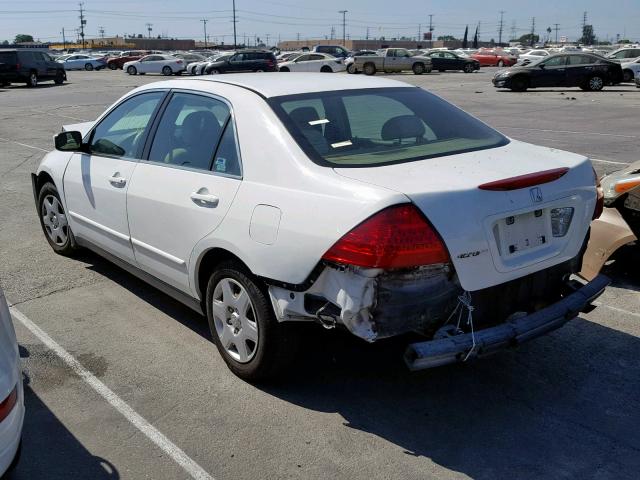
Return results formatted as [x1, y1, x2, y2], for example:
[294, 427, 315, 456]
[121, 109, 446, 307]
[404, 274, 610, 371]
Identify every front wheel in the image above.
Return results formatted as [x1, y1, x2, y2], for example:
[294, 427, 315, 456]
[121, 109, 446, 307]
[497, 60, 505, 67]
[108, 63, 117, 70]
[412, 63, 425, 75]
[162, 66, 173, 76]
[209, 68, 221, 75]
[586, 75, 604, 91]
[54, 71, 65, 84]
[510, 76, 529, 92]
[85, 63, 94, 71]
[463, 63, 475, 73]
[363, 63, 376, 76]
[206, 261, 299, 381]
[622, 70, 634, 83]
[127, 66, 137, 75]
[26, 72, 37, 87]
[347, 64, 357, 74]
[320, 65, 332, 73]
[37, 182, 78, 256]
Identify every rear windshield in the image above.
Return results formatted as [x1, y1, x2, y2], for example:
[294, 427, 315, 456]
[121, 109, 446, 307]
[0, 52, 17, 63]
[268, 87, 508, 167]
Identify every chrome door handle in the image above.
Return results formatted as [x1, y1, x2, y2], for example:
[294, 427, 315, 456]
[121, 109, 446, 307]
[109, 174, 126, 187]
[190, 191, 219, 207]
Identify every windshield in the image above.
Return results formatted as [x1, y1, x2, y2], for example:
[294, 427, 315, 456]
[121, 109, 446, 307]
[269, 87, 508, 167]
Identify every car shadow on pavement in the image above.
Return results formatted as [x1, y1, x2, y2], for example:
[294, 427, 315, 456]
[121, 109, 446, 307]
[7, 368, 119, 479]
[260, 318, 640, 479]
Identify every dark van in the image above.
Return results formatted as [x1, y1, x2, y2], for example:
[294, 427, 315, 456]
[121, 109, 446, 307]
[0, 49, 66, 87]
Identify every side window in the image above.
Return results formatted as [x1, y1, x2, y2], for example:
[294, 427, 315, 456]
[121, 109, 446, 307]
[149, 93, 230, 171]
[543, 56, 566, 67]
[309, 54, 324, 61]
[212, 121, 241, 176]
[568, 55, 594, 65]
[295, 55, 310, 62]
[90, 92, 165, 158]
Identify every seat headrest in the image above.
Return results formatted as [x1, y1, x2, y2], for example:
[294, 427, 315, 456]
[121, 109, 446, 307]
[182, 110, 220, 145]
[289, 106, 321, 130]
[381, 115, 425, 141]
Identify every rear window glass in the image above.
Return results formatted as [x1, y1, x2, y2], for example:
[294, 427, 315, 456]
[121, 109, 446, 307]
[268, 87, 508, 167]
[0, 52, 17, 63]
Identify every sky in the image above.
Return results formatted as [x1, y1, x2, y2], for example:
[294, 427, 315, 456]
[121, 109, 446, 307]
[1, 0, 639, 45]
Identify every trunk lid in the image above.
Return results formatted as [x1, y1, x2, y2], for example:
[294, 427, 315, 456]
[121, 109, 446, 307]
[334, 140, 597, 291]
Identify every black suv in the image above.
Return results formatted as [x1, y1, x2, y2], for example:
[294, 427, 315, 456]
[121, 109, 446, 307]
[0, 49, 66, 87]
[204, 50, 277, 74]
[313, 45, 350, 59]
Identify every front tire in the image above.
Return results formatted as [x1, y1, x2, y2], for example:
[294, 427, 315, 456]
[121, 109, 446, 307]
[279, 66, 290, 72]
[586, 75, 604, 91]
[162, 66, 173, 76]
[54, 71, 65, 84]
[320, 65, 332, 73]
[85, 63, 94, 71]
[26, 72, 38, 87]
[363, 63, 376, 76]
[497, 60, 505, 67]
[622, 69, 634, 83]
[108, 63, 117, 70]
[412, 63, 426, 75]
[463, 63, 475, 73]
[37, 182, 77, 256]
[347, 64, 357, 74]
[206, 261, 298, 381]
[510, 76, 529, 92]
[127, 66, 137, 75]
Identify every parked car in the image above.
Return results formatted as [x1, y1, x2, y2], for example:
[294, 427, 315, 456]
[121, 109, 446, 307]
[276, 51, 301, 63]
[124, 54, 185, 76]
[345, 50, 377, 73]
[204, 50, 277, 74]
[621, 57, 640, 82]
[0, 287, 24, 477]
[352, 48, 433, 75]
[312, 45, 350, 59]
[517, 49, 550, 65]
[606, 48, 640, 63]
[493, 53, 623, 91]
[186, 56, 217, 75]
[173, 53, 206, 64]
[636, 75, 640, 88]
[57, 54, 106, 71]
[199, 54, 233, 75]
[107, 51, 148, 70]
[425, 50, 480, 73]
[0, 49, 66, 87]
[33, 73, 607, 380]
[278, 53, 345, 73]
[472, 50, 518, 67]
[580, 161, 640, 280]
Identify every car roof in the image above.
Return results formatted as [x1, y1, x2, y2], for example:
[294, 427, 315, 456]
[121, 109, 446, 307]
[152, 73, 414, 98]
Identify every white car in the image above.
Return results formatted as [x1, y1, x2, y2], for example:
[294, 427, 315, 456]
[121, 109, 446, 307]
[32, 74, 607, 381]
[517, 49, 549, 65]
[123, 54, 185, 76]
[278, 53, 346, 73]
[0, 288, 24, 476]
[621, 57, 640, 82]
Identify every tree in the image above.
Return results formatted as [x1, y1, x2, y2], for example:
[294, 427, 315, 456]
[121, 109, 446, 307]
[14, 34, 34, 43]
[1, 40, 9, 46]
[580, 25, 595, 45]
[517, 33, 539, 45]
[437, 35, 457, 41]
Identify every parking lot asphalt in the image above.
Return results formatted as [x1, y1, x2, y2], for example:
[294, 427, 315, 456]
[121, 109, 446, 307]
[1, 69, 639, 480]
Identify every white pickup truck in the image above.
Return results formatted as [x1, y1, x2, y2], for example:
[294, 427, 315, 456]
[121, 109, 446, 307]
[352, 48, 433, 75]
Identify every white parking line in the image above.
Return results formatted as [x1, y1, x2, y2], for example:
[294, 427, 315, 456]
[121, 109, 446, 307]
[592, 302, 640, 320]
[0, 137, 48, 153]
[9, 306, 215, 480]
[591, 158, 630, 166]
[496, 126, 638, 139]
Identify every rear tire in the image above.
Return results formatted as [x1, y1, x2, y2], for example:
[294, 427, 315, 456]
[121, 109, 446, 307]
[586, 75, 604, 91]
[363, 63, 376, 76]
[108, 63, 117, 70]
[162, 66, 173, 76]
[347, 64, 357, 74]
[37, 182, 78, 256]
[279, 66, 290, 72]
[54, 71, 65, 84]
[255, 68, 265, 72]
[210, 68, 221, 74]
[622, 69, 634, 83]
[127, 66, 137, 75]
[205, 261, 299, 381]
[497, 60, 505, 67]
[510, 76, 528, 92]
[463, 63, 474, 73]
[85, 63, 93, 71]
[412, 63, 425, 75]
[26, 72, 37, 87]
[320, 65, 332, 73]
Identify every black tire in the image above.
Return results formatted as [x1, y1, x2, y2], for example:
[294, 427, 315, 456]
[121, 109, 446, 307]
[210, 68, 221, 75]
[622, 69, 634, 83]
[463, 63, 475, 73]
[346, 64, 357, 74]
[363, 63, 376, 76]
[108, 63, 117, 70]
[162, 66, 173, 76]
[510, 76, 529, 92]
[205, 261, 299, 381]
[26, 71, 37, 88]
[85, 63, 94, 71]
[438, 69, 445, 72]
[37, 182, 78, 256]
[255, 68, 265, 72]
[320, 65, 332, 73]
[54, 71, 65, 85]
[279, 66, 290, 72]
[586, 75, 604, 91]
[497, 60, 505, 67]
[412, 63, 425, 75]
[127, 66, 137, 75]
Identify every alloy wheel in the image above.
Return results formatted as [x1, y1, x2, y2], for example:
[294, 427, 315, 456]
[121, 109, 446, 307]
[589, 76, 604, 91]
[211, 278, 259, 363]
[41, 195, 68, 246]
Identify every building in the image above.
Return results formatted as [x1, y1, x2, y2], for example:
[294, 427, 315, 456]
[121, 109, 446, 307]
[127, 38, 195, 51]
[277, 38, 497, 51]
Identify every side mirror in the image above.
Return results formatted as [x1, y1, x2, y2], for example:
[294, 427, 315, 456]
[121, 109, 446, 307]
[54, 131, 84, 152]
[539, 63, 546, 69]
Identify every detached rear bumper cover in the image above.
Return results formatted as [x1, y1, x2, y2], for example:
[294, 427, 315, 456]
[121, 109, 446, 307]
[404, 274, 610, 371]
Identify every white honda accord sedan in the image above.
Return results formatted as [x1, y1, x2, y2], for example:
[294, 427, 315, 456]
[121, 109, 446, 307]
[0, 288, 24, 475]
[32, 74, 608, 380]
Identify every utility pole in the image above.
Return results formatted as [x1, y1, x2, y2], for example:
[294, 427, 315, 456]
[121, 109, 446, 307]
[366, 26, 369, 41]
[498, 11, 505, 45]
[146, 23, 153, 39]
[266, 34, 270, 47]
[99, 26, 105, 39]
[232, 0, 238, 49]
[428, 14, 434, 47]
[339, 10, 347, 46]
[418, 24, 421, 42]
[554, 23, 560, 44]
[200, 19, 208, 48]
[530, 17, 536, 46]
[511, 21, 517, 42]
[78, 2, 86, 49]
[61, 28, 67, 50]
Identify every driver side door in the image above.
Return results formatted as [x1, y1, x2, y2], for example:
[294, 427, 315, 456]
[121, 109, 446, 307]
[531, 55, 567, 87]
[63, 90, 167, 264]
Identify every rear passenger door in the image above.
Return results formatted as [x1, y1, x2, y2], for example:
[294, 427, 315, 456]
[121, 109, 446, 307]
[126, 91, 243, 293]
[565, 55, 596, 86]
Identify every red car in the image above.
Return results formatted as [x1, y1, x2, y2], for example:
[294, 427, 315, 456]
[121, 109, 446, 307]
[471, 50, 518, 67]
[107, 51, 149, 70]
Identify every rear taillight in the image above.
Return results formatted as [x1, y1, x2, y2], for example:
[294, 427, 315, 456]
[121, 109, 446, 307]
[479, 168, 569, 191]
[267, 60, 274, 66]
[322, 204, 450, 269]
[0, 386, 17, 423]
[593, 167, 604, 220]
[16, 63, 21, 70]
[176, 60, 183, 64]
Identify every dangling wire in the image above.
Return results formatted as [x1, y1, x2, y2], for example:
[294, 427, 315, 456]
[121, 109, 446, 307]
[443, 291, 477, 361]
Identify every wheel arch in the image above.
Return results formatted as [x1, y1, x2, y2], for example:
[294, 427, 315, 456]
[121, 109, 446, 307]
[194, 247, 254, 303]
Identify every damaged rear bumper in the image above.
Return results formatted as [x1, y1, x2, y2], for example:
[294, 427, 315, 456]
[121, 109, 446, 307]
[404, 274, 610, 371]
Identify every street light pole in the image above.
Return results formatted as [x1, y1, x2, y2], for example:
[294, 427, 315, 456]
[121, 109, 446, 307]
[339, 10, 347, 46]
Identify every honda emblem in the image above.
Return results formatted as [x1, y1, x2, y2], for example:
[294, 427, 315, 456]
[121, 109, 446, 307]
[530, 187, 543, 203]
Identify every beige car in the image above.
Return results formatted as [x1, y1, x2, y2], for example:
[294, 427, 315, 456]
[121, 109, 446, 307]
[352, 48, 433, 76]
[580, 161, 640, 279]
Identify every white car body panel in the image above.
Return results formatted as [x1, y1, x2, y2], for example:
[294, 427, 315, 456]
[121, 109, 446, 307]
[123, 56, 184, 74]
[279, 54, 346, 73]
[621, 58, 640, 79]
[34, 74, 597, 334]
[0, 289, 24, 476]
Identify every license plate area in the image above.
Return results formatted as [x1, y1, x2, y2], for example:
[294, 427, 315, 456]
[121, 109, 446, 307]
[494, 209, 550, 258]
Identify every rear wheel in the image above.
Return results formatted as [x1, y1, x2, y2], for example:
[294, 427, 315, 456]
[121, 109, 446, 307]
[347, 64, 357, 74]
[210, 68, 221, 75]
[510, 76, 529, 92]
[37, 182, 77, 256]
[279, 66, 290, 72]
[162, 66, 173, 76]
[497, 60, 505, 67]
[54, 71, 65, 84]
[363, 63, 376, 76]
[255, 68, 265, 72]
[26, 71, 37, 87]
[85, 63, 93, 71]
[622, 69, 634, 83]
[108, 63, 117, 70]
[463, 63, 475, 73]
[320, 65, 332, 73]
[412, 63, 425, 75]
[585, 75, 604, 91]
[206, 261, 299, 381]
[127, 66, 137, 75]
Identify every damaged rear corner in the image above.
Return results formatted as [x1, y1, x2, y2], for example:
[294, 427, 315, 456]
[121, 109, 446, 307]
[267, 263, 461, 342]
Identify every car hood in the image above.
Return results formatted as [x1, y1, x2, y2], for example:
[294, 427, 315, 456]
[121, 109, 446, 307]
[334, 140, 597, 291]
